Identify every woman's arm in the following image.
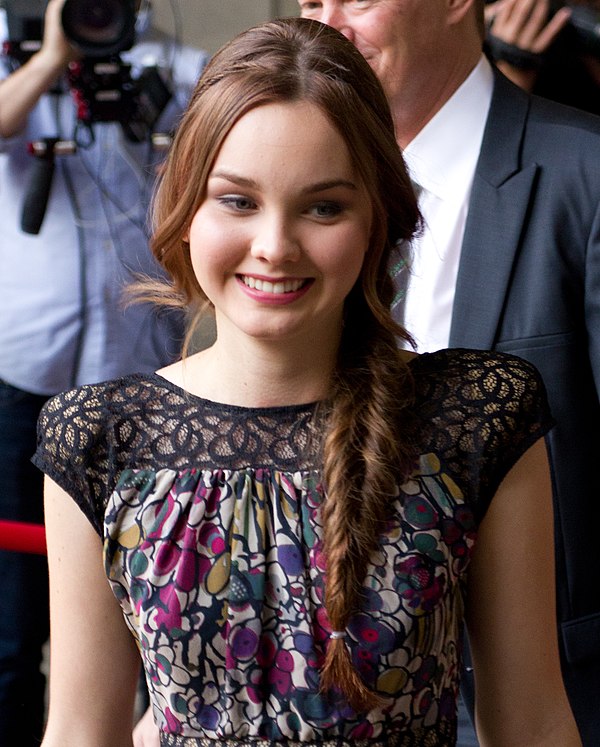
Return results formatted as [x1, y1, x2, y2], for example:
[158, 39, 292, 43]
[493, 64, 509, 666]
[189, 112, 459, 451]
[466, 438, 581, 746]
[42, 477, 141, 747]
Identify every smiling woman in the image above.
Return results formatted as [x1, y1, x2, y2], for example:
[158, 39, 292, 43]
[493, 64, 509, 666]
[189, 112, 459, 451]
[33, 15, 579, 747]
[185, 100, 371, 354]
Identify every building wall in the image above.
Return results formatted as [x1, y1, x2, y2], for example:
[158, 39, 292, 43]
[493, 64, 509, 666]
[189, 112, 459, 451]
[153, 0, 300, 54]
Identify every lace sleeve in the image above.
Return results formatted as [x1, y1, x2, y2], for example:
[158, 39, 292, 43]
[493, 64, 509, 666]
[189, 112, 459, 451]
[411, 349, 555, 522]
[32, 382, 113, 536]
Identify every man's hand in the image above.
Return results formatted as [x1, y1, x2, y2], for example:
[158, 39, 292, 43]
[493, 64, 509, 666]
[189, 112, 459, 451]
[39, 0, 79, 69]
[485, 0, 571, 90]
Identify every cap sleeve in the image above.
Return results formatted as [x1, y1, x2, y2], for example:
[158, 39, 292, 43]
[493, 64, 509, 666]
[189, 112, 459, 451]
[32, 383, 113, 536]
[412, 349, 555, 523]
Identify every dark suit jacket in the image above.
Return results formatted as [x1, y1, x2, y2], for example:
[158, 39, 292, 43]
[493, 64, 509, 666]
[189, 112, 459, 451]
[453, 70, 600, 744]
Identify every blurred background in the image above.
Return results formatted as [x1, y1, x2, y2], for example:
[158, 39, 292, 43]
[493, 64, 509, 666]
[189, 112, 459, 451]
[153, 0, 299, 53]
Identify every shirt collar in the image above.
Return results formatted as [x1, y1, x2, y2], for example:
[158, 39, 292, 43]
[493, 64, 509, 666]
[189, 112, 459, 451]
[403, 55, 494, 202]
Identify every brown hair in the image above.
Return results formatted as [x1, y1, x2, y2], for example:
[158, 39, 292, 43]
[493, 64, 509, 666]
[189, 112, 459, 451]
[148, 17, 420, 712]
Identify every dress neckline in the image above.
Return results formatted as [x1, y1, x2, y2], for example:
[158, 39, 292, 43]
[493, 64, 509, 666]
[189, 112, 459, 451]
[144, 371, 322, 415]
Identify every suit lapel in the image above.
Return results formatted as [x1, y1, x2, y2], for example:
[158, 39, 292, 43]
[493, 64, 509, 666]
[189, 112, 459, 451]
[449, 72, 539, 349]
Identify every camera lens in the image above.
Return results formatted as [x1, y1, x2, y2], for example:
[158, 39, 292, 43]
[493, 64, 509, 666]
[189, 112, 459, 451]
[61, 0, 136, 56]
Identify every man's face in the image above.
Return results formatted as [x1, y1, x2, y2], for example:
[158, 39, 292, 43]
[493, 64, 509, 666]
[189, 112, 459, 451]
[298, 0, 446, 108]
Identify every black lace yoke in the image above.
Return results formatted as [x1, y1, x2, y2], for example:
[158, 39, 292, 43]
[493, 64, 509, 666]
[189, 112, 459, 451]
[33, 348, 552, 537]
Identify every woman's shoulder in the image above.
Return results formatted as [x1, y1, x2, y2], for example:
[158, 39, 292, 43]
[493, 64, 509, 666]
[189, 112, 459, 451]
[408, 347, 542, 379]
[35, 372, 183, 473]
[407, 347, 551, 435]
[408, 347, 547, 409]
[407, 348, 553, 518]
[34, 373, 178, 535]
[39, 372, 162, 431]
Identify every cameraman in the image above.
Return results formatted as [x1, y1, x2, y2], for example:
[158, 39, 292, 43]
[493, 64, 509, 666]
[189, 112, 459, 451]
[0, 1, 207, 744]
[485, 0, 600, 114]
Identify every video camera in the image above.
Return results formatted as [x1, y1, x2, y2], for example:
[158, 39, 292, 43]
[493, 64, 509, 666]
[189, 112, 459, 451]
[1, 0, 173, 234]
[1, 0, 171, 142]
[3, 0, 136, 60]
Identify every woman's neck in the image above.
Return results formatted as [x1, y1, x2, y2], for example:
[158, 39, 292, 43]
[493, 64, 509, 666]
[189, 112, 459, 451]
[164, 332, 338, 408]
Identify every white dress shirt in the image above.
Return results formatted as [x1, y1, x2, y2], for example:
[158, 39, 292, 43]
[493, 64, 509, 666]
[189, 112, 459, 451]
[400, 56, 494, 352]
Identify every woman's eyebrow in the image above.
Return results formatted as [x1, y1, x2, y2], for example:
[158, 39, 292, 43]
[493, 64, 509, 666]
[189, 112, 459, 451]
[210, 169, 359, 194]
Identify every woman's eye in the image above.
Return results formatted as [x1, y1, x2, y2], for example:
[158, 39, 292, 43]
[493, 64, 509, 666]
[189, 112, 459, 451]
[218, 196, 256, 211]
[311, 201, 343, 218]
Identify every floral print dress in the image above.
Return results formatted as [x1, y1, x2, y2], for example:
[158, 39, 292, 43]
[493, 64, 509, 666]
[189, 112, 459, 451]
[33, 349, 552, 746]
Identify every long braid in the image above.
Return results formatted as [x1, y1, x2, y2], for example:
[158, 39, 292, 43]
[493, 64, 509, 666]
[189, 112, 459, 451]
[320, 293, 416, 712]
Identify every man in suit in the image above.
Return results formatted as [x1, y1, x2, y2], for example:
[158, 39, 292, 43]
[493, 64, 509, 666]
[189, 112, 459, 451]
[299, 0, 600, 743]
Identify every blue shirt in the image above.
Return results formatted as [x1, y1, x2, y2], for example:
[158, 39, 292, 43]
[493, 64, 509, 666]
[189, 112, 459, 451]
[0, 11, 209, 395]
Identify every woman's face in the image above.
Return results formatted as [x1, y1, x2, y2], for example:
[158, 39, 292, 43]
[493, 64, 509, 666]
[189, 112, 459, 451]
[187, 100, 373, 349]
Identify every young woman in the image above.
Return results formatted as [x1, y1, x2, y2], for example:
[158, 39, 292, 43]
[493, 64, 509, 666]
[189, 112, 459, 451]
[34, 17, 580, 747]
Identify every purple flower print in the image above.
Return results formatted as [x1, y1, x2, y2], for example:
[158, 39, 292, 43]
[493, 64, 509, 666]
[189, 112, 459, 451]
[230, 626, 259, 662]
[154, 540, 181, 575]
[348, 614, 396, 654]
[197, 703, 220, 730]
[394, 554, 445, 614]
[153, 585, 183, 633]
[277, 543, 304, 576]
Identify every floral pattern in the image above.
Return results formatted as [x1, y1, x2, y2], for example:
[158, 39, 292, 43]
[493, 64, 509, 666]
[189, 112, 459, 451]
[103, 452, 475, 743]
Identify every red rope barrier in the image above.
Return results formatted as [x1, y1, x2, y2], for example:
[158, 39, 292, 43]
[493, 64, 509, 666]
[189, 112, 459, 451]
[0, 520, 47, 555]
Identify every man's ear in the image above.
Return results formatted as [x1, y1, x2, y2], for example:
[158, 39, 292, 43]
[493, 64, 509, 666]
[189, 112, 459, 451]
[446, 0, 478, 26]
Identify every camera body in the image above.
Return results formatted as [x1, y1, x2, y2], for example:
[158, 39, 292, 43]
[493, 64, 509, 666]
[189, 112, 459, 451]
[1, 0, 171, 142]
[66, 56, 171, 142]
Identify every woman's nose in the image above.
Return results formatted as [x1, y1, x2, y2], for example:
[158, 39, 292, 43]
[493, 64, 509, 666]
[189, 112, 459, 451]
[250, 217, 301, 264]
